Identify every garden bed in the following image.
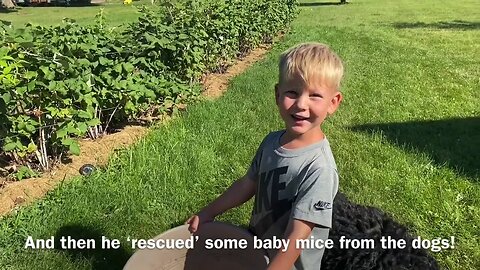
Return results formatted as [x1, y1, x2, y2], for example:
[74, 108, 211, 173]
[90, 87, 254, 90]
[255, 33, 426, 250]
[0, 40, 273, 215]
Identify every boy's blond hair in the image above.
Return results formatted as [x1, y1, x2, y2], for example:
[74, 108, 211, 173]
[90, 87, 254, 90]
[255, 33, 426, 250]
[279, 43, 344, 91]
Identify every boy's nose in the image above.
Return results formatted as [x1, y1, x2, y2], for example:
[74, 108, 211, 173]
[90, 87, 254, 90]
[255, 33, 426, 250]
[295, 96, 308, 110]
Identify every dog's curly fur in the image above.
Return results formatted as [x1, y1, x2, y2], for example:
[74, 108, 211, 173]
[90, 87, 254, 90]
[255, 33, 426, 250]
[321, 192, 440, 270]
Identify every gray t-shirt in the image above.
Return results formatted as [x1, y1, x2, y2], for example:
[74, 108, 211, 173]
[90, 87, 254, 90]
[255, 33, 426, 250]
[247, 130, 339, 270]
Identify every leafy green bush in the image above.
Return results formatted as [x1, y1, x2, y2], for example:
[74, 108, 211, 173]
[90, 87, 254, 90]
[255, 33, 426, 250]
[0, 0, 298, 178]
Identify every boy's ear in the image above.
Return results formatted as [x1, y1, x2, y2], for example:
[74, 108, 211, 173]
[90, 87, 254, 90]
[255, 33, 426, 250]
[327, 91, 343, 115]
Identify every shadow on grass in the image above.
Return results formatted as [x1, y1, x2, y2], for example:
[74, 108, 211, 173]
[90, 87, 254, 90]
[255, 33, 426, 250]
[13, 0, 104, 7]
[1, 19, 13, 26]
[55, 224, 131, 270]
[0, 8, 18, 13]
[18, 3, 104, 7]
[350, 117, 480, 181]
[393, 20, 480, 30]
[300, 2, 346, 7]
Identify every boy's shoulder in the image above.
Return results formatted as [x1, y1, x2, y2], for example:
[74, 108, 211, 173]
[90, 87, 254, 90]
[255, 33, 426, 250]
[259, 130, 337, 169]
[260, 130, 284, 144]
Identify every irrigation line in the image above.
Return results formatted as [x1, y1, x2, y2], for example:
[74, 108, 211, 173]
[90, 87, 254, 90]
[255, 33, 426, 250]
[4, 106, 119, 118]
[17, 47, 169, 62]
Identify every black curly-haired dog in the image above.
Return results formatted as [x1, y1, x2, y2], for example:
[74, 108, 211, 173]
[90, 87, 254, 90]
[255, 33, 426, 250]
[321, 192, 440, 270]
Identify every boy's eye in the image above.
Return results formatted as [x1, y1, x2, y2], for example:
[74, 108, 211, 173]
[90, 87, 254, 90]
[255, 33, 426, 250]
[310, 93, 323, 99]
[285, 91, 297, 97]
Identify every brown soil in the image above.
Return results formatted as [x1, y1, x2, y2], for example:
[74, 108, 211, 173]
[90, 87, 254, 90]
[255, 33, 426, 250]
[0, 43, 273, 216]
[202, 45, 270, 99]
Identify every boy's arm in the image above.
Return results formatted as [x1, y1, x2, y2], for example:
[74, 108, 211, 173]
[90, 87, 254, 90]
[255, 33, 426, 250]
[186, 174, 256, 233]
[266, 166, 337, 269]
[266, 219, 315, 270]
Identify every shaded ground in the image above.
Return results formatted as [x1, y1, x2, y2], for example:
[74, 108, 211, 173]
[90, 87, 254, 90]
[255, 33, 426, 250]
[54, 224, 131, 270]
[350, 117, 480, 181]
[393, 20, 480, 31]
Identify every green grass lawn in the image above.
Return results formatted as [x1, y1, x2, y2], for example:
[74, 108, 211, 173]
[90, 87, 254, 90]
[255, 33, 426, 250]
[1, 0, 151, 27]
[0, 0, 479, 269]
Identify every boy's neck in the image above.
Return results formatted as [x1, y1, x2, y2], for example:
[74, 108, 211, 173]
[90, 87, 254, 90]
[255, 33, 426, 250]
[280, 130, 325, 150]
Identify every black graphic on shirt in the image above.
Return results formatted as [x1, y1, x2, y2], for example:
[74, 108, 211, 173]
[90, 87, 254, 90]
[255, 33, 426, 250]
[253, 166, 294, 236]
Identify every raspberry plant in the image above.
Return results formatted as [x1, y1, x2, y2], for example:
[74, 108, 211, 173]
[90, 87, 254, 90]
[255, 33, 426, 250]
[0, 0, 298, 179]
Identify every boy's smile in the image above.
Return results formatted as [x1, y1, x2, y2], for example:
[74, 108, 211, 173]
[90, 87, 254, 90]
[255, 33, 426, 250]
[275, 76, 342, 147]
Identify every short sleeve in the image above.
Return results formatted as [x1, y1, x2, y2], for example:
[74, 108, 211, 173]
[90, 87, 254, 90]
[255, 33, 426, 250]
[291, 166, 338, 228]
[246, 135, 269, 182]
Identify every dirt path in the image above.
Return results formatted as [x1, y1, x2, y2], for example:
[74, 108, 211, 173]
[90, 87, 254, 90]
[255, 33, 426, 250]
[0, 43, 272, 216]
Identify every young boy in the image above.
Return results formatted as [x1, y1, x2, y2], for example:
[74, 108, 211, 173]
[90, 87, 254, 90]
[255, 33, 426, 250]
[186, 43, 344, 270]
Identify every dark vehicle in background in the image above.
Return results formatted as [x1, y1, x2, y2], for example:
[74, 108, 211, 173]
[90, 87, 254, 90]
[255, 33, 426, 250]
[15, 0, 91, 6]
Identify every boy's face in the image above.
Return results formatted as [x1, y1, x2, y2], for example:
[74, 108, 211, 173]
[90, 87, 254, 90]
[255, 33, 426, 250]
[275, 75, 342, 139]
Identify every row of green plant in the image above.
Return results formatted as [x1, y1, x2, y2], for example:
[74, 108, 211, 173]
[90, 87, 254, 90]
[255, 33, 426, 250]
[0, 0, 299, 179]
